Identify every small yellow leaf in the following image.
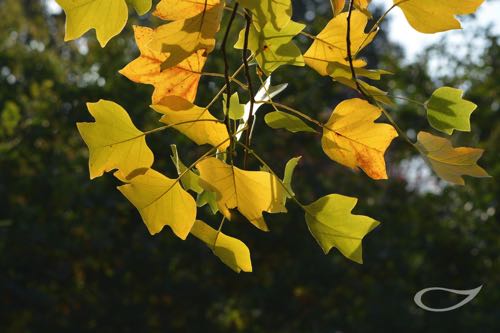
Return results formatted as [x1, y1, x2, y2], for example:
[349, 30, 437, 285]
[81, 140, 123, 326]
[395, 0, 484, 33]
[416, 131, 490, 185]
[117, 168, 197, 238]
[190, 220, 252, 273]
[304, 11, 376, 76]
[77, 100, 154, 179]
[147, 3, 224, 69]
[305, 194, 380, 264]
[154, 0, 221, 21]
[152, 96, 230, 151]
[119, 26, 207, 104]
[332, 0, 346, 16]
[196, 157, 287, 231]
[321, 98, 398, 179]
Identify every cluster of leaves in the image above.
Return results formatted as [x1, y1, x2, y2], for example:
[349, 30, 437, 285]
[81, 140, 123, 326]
[55, 0, 490, 272]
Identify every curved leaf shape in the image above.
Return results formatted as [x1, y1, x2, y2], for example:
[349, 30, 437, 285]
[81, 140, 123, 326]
[77, 100, 154, 179]
[196, 157, 287, 231]
[321, 98, 398, 179]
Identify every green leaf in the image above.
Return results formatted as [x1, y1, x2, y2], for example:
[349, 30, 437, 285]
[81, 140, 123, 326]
[223, 93, 245, 120]
[190, 220, 252, 273]
[170, 144, 203, 194]
[235, 20, 305, 75]
[425, 87, 477, 135]
[196, 190, 219, 214]
[283, 156, 301, 200]
[264, 111, 316, 133]
[305, 194, 380, 264]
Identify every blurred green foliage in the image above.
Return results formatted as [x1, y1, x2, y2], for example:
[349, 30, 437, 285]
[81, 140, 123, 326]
[0, 1, 498, 332]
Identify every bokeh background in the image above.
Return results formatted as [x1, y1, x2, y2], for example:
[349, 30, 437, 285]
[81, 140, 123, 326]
[0, 0, 498, 332]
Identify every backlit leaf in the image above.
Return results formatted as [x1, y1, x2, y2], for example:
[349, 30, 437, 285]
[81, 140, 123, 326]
[283, 156, 301, 200]
[190, 220, 252, 273]
[304, 11, 376, 76]
[197, 157, 287, 231]
[77, 100, 154, 179]
[119, 26, 207, 104]
[425, 87, 477, 135]
[240, 0, 292, 30]
[264, 111, 317, 133]
[154, 0, 220, 20]
[416, 131, 490, 185]
[305, 194, 380, 263]
[170, 144, 203, 194]
[130, 0, 152, 15]
[395, 0, 484, 33]
[235, 20, 305, 75]
[118, 168, 197, 238]
[152, 96, 230, 151]
[321, 98, 398, 179]
[223, 93, 245, 120]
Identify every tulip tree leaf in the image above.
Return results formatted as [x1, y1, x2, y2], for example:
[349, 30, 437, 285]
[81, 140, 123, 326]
[264, 111, 317, 133]
[305, 194, 380, 264]
[425, 87, 477, 135]
[190, 220, 252, 273]
[416, 131, 490, 185]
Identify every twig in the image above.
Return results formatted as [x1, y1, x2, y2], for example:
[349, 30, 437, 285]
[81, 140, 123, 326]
[242, 9, 255, 167]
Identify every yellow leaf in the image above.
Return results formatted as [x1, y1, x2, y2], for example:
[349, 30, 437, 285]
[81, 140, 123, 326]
[354, 0, 372, 16]
[119, 26, 207, 104]
[118, 168, 197, 238]
[190, 220, 252, 273]
[56, 0, 151, 47]
[321, 98, 398, 179]
[304, 11, 376, 76]
[240, 0, 292, 30]
[152, 96, 230, 151]
[332, 0, 346, 16]
[395, 0, 484, 33]
[196, 157, 287, 231]
[77, 100, 154, 179]
[416, 131, 490, 185]
[154, 0, 221, 21]
[305, 194, 380, 264]
[147, 3, 224, 69]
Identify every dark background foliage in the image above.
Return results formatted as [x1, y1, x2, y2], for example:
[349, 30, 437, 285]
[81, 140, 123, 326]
[0, 0, 498, 332]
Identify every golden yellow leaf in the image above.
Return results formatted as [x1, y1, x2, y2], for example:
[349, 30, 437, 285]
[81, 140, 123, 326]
[119, 26, 206, 104]
[333, 0, 346, 16]
[304, 11, 376, 76]
[77, 100, 154, 179]
[152, 96, 230, 151]
[395, 0, 484, 33]
[240, 0, 292, 30]
[416, 131, 490, 185]
[190, 220, 252, 273]
[196, 157, 287, 231]
[321, 98, 398, 179]
[147, 3, 224, 69]
[154, 0, 221, 21]
[118, 168, 197, 238]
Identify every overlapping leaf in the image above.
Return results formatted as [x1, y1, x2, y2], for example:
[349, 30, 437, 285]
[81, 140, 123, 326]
[305, 194, 380, 264]
[152, 96, 230, 151]
[395, 0, 484, 33]
[56, 0, 151, 47]
[118, 168, 197, 238]
[77, 100, 154, 179]
[240, 0, 292, 30]
[154, 0, 221, 21]
[425, 87, 477, 135]
[235, 20, 305, 75]
[321, 98, 398, 179]
[119, 26, 206, 104]
[416, 131, 490, 185]
[191, 220, 252, 273]
[197, 157, 287, 231]
[304, 11, 376, 76]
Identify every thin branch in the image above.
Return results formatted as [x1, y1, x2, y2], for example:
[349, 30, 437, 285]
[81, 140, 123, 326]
[242, 9, 255, 167]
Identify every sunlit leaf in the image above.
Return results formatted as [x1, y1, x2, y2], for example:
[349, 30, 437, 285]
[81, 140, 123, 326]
[170, 144, 203, 194]
[283, 156, 301, 200]
[395, 0, 484, 33]
[416, 131, 490, 185]
[223, 93, 245, 120]
[118, 168, 197, 238]
[305, 194, 380, 263]
[425, 87, 477, 135]
[197, 157, 287, 231]
[321, 98, 398, 179]
[240, 0, 292, 30]
[154, 0, 220, 20]
[152, 96, 230, 151]
[264, 111, 317, 133]
[190, 220, 252, 273]
[77, 100, 154, 179]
